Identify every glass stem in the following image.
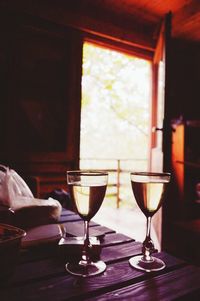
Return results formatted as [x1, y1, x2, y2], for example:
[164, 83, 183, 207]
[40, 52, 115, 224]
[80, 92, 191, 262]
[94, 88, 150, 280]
[81, 220, 90, 265]
[142, 216, 154, 262]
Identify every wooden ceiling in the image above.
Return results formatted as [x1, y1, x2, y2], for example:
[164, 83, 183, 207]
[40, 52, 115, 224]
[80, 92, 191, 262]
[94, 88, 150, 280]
[86, 0, 200, 41]
[71, 0, 200, 48]
[1, 0, 200, 52]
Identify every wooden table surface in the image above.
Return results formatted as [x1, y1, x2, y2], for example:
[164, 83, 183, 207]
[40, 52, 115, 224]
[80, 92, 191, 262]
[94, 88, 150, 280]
[0, 208, 200, 301]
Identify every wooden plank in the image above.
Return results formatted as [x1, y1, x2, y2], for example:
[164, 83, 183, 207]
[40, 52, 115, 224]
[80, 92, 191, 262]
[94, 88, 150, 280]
[101, 233, 134, 247]
[0, 1, 155, 53]
[101, 241, 142, 263]
[92, 225, 116, 235]
[19, 246, 58, 264]
[19, 222, 117, 263]
[11, 258, 66, 283]
[89, 265, 200, 301]
[16, 251, 184, 284]
[0, 253, 186, 301]
[58, 214, 82, 223]
[17, 239, 140, 282]
[19, 232, 133, 264]
[62, 222, 115, 239]
[58, 213, 101, 224]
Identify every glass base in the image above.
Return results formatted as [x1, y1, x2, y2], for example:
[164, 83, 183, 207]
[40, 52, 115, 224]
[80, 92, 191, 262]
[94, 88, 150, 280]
[66, 260, 106, 277]
[129, 255, 166, 272]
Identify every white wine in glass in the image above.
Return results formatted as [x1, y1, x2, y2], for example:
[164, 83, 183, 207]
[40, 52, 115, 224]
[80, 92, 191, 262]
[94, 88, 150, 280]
[129, 172, 171, 272]
[66, 170, 108, 277]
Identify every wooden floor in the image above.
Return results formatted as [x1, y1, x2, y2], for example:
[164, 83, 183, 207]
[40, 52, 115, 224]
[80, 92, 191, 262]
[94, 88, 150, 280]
[93, 204, 161, 250]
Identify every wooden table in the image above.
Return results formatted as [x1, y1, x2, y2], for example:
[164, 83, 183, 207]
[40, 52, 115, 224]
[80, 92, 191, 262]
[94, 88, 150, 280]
[0, 208, 200, 301]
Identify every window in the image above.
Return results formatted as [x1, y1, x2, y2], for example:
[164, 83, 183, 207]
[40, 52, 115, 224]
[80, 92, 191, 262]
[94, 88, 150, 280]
[80, 41, 152, 208]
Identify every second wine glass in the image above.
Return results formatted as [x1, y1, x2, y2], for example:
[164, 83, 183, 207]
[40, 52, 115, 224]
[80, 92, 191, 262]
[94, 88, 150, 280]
[129, 171, 170, 272]
[66, 170, 108, 277]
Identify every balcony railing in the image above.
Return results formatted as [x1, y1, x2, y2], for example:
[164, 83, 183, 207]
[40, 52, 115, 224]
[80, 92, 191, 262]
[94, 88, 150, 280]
[80, 158, 148, 208]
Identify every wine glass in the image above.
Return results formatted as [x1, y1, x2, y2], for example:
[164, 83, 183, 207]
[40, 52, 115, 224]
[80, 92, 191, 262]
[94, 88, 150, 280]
[66, 170, 108, 277]
[129, 171, 171, 272]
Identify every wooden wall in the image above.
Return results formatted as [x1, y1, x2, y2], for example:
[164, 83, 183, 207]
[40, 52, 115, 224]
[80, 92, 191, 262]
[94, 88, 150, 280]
[170, 39, 200, 120]
[0, 10, 83, 198]
[161, 40, 200, 261]
[161, 38, 200, 218]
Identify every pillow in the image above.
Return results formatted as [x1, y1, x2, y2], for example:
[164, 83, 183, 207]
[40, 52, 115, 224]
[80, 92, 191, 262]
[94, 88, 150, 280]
[12, 197, 62, 229]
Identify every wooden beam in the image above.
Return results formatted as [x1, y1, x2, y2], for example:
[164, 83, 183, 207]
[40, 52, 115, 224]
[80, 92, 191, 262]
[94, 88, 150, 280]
[0, 0, 155, 51]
